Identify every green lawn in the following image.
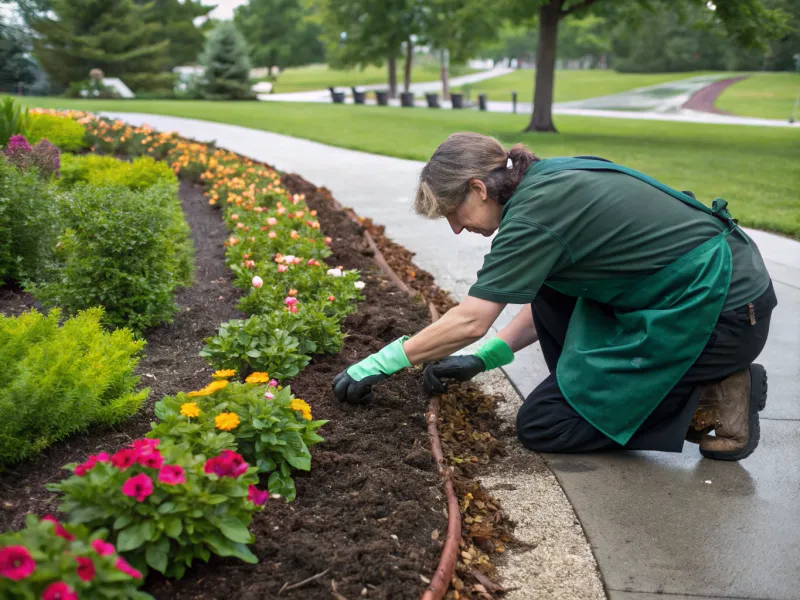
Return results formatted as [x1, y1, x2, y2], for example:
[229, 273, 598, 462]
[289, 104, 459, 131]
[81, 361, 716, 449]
[715, 73, 800, 121]
[452, 70, 719, 103]
[269, 61, 473, 94]
[15, 96, 800, 238]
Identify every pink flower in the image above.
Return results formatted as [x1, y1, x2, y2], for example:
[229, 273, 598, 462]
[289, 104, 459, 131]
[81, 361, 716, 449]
[204, 450, 249, 478]
[264, 392, 274, 400]
[115, 556, 143, 580]
[230, 214, 239, 220]
[327, 295, 336, 302]
[158, 464, 186, 485]
[325, 237, 333, 244]
[42, 515, 75, 541]
[121, 473, 154, 502]
[74, 456, 97, 476]
[267, 217, 277, 225]
[307, 258, 315, 265]
[137, 450, 164, 469]
[277, 207, 286, 215]
[248, 485, 270, 506]
[252, 276, 263, 288]
[96, 452, 111, 463]
[75, 556, 95, 582]
[289, 305, 298, 313]
[42, 582, 77, 600]
[5, 134, 31, 153]
[295, 211, 304, 218]
[111, 448, 137, 471]
[0, 545, 36, 580]
[228, 236, 239, 245]
[268, 379, 278, 387]
[133, 438, 159, 453]
[277, 264, 288, 272]
[268, 231, 277, 239]
[284, 296, 298, 307]
[236, 222, 245, 229]
[327, 268, 343, 277]
[91, 539, 115, 556]
[244, 260, 255, 269]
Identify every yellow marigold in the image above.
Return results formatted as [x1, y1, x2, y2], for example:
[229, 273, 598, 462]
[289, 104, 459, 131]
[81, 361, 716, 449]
[212, 369, 236, 380]
[245, 372, 270, 384]
[289, 399, 313, 421]
[215, 412, 240, 431]
[180, 402, 201, 418]
[186, 379, 228, 397]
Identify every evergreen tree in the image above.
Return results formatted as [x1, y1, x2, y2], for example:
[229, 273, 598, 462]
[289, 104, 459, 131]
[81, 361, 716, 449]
[234, 0, 325, 70]
[0, 18, 40, 90]
[199, 21, 254, 100]
[136, 0, 214, 69]
[28, 0, 170, 88]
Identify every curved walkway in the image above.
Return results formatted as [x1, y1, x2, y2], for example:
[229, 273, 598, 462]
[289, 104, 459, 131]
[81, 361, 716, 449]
[106, 113, 800, 600]
[681, 75, 749, 115]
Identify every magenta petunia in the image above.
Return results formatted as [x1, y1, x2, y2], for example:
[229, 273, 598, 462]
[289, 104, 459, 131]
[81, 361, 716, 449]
[42, 515, 75, 542]
[74, 455, 97, 476]
[133, 438, 160, 453]
[203, 450, 249, 478]
[0, 545, 35, 580]
[137, 450, 164, 469]
[247, 485, 269, 506]
[75, 556, 95, 582]
[41, 581, 77, 600]
[111, 448, 138, 471]
[158, 464, 186, 485]
[91, 539, 115, 556]
[121, 473, 154, 502]
[95, 452, 111, 463]
[115, 556, 143, 579]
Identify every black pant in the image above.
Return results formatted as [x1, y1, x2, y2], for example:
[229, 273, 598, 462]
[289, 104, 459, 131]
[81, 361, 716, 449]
[516, 283, 776, 453]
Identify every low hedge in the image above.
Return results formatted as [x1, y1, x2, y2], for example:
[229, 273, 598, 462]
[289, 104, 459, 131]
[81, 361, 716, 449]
[26, 112, 88, 152]
[58, 154, 176, 191]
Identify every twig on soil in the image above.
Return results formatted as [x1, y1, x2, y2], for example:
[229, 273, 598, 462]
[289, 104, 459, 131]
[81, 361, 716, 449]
[331, 579, 349, 600]
[278, 567, 331, 595]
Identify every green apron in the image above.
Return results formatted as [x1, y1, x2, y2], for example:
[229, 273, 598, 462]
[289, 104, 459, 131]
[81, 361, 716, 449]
[529, 158, 739, 445]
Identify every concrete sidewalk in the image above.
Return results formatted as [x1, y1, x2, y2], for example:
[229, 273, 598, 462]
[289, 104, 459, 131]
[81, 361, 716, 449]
[106, 114, 800, 599]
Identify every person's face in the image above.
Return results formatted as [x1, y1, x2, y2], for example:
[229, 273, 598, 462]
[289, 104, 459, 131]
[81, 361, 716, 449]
[445, 179, 503, 237]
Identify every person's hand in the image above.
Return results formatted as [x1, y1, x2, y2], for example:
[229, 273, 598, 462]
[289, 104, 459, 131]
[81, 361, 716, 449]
[423, 355, 485, 395]
[332, 336, 410, 405]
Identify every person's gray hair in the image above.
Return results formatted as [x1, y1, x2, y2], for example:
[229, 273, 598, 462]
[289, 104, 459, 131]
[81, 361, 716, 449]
[414, 132, 537, 219]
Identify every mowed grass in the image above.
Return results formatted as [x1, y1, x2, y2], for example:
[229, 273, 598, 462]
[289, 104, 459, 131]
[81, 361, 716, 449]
[16, 96, 800, 238]
[451, 69, 719, 103]
[270, 61, 473, 94]
[715, 72, 800, 120]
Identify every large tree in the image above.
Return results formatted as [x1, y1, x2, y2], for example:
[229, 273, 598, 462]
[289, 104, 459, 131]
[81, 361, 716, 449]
[136, 0, 213, 69]
[27, 0, 170, 88]
[508, 0, 790, 133]
[234, 0, 325, 70]
[0, 17, 39, 90]
[199, 20, 253, 100]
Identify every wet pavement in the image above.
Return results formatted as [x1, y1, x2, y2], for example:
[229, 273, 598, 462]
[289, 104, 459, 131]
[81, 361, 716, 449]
[102, 114, 800, 599]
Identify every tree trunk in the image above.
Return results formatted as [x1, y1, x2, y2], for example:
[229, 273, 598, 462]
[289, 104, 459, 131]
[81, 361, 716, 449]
[388, 55, 397, 99]
[404, 38, 413, 93]
[440, 49, 449, 99]
[526, 0, 562, 133]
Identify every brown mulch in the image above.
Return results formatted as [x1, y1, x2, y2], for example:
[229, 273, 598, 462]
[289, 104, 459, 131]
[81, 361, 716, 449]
[681, 75, 749, 115]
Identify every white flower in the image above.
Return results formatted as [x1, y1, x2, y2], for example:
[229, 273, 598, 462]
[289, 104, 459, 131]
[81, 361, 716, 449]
[354, 281, 366, 290]
[327, 268, 343, 277]
[252, 276, 263, 288]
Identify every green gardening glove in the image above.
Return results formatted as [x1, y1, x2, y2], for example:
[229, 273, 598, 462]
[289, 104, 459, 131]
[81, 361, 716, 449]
[332, 336, 411, 405]
[423, 337, 514, 395]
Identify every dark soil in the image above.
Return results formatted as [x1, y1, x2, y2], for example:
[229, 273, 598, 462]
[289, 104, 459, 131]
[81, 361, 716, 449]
[0, 174, 446, 599]
[681, 75, 748, 115]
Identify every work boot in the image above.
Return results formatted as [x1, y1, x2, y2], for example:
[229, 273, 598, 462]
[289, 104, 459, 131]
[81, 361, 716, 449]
[696, 364, 768, 461]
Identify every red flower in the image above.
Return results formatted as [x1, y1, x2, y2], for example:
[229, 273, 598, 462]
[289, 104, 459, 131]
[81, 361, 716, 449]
[121, 473, 154, 502]
[247, 485, 269, 506]
[111, 448, 138, 471]
[0, 545, 35, 580]
[74, 455, 97, 476]
[203, 450, 249, 478]
[75, 556, 96, 582]
[158, 464, 186, 485]
[115, 556, 142, 579]
[42, 581, 77, 600]
[137, 450, 164, 469]
[42, 515, 75, 541]
[133, 438, 160, 453]
[91, 539, 115, 556]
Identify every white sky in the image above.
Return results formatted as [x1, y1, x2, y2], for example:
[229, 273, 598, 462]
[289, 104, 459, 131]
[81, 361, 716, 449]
[201, 0, 249, 21]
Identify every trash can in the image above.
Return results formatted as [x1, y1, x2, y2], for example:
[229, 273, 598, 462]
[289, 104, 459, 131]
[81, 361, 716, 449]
[352, 87, 366, 104]
[450, 93, 464, 109]
[329, 87, 345, 104]
[425, 93, 440, 108]
[375, 90, 389, 106]
[478, 94, 488, 111]
[400, 92, 415, 107]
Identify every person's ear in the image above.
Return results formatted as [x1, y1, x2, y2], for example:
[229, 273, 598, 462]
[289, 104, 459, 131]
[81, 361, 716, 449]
[469, 179, 487, 201]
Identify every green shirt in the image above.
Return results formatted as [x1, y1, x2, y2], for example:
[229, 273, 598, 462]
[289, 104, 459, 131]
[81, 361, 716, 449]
[469, 160, 770, 311]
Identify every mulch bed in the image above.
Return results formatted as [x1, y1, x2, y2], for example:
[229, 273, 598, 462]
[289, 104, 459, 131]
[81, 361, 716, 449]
[0, 173, 447, 598]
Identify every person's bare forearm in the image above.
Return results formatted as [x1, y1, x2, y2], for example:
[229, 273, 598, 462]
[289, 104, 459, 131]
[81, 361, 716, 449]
[497, 306, 538, 352]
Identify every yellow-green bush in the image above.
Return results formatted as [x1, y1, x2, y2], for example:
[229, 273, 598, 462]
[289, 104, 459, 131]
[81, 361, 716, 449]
[26, 113, 87, 152]
[58, 154, 176, 190]
[0, 308, 149, 467]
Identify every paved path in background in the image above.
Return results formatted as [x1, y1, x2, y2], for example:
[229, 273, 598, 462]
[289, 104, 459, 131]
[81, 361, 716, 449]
[681, 75, 749, 115]
[107, 114, 800, 599]
[259, 72, 797, 128]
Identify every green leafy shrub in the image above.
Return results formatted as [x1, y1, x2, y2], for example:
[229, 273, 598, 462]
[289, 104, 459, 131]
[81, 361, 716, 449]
[30, 182, 193, 332]
[149, 378, 326, 501]
[0, 308, 148, 467]
[0, 155, 61, 283]
[58, 154, 176, 191]
[26, 112, 87, 152]
[0, 514, 152, 600]
[0, 97, 30, 147]
[48, 439, 266, 579]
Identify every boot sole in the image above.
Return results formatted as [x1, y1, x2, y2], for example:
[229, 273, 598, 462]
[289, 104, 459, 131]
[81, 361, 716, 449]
[700, 363, 768, 461]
